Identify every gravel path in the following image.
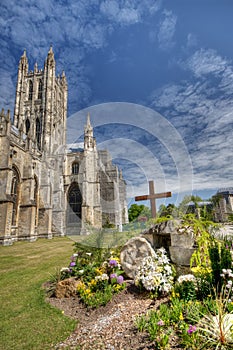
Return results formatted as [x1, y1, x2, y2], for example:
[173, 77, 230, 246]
[49, 282, 181, 350]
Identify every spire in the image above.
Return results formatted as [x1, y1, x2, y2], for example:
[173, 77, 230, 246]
[84, 113, 96, 150]
[85, 112, 93, 134]
[19, 49, 28, 71]
[46, 45, 55, 66]
[61, 70, 67, 86]
[86, 112, 91, 128]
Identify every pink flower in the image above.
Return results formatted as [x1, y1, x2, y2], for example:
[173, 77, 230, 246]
[117, 275, 124, 284]
[157, 320, 165, 326]
[109, 259, 118, 267]
[187, 325, 197, 334]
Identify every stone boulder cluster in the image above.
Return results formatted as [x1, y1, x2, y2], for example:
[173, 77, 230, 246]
[55, 219, 198, 298]
[120, 220, 197, 278]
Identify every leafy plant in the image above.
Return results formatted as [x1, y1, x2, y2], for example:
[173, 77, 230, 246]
[174, 274, 197, 301]
[192, 287, 233, 349]
[209, 239, 232, 290]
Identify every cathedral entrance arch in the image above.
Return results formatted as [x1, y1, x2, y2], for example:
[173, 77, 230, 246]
[67, 183, 82, 224]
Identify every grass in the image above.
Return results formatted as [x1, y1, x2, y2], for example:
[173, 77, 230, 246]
[0, 237, 77, 350]
[68, 228, 141, 248]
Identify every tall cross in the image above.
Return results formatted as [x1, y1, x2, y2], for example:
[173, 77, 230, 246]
[135, 180, 172, 218]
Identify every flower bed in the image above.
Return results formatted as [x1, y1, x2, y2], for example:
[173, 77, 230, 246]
[58, 245, 126, 308]
[48, 217, 233, 349]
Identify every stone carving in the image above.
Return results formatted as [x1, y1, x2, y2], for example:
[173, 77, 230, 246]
[120, 237, 156, 279]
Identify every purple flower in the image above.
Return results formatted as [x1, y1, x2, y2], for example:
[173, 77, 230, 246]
[109, 259, 118, 267]
[117, 275, 124, 284]
[187, 325, 197, 334]
[157, 320, 165, 326]
[70, 261, 76, 267]
[110, 273, 117, 279]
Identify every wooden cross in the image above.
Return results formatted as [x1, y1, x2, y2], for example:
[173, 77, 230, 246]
[135, 180, 172, 218]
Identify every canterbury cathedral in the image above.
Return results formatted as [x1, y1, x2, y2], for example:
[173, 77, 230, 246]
[0, 47, 128, 245]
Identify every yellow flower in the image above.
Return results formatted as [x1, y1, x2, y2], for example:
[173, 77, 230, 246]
[95, 268, 103, 275]
[191, 266, 212, 275]
[113, 284, 121, 292]
[110, 256, 120, 263]
[89, 279, 97, 286]
[76, 281, 85, 292]
[179, 313, 184, 320]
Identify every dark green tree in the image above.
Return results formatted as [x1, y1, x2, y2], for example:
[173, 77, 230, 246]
[128, 204, 151, 222]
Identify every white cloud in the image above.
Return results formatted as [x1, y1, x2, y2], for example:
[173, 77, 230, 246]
[187, 33, 198, 48]
[185, 49, 229, 77]
[158, 9, 177, 50]
[100, 0, 140, 25]
[150, 48, 233, 192]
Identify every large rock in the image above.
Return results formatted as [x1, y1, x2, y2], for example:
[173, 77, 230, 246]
[142, 220, 181, 249]
[55, 277, 79, 298]
[120, 237, 156, 279]
[169, 246, 196, 266]
[142, 219, 196, 267]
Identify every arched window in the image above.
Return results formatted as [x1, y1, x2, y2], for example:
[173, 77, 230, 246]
[28, 80, 33, 100]
[36, 117, 41, 150]
[11, 167, 20, 226]
[34, 176, 38, 226]
[72, 162, 79, 174]
[38, 79, 42, 99]
[25, 118, 30, 134]
[67, 183, 82, 223]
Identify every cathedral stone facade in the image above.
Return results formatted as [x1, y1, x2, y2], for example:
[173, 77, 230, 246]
[0, 48, 128, 245]
[213, 188, 233, 222]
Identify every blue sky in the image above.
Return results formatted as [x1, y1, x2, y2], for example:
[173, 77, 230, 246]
[1, 0, 233, 207]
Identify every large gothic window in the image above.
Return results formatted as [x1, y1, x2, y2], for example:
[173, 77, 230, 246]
[36, 117, 41, 150]
[28, 80, 33, 100]
[72, 162, 79, 174]
[11, 167, 20, 226]
[67, 183, 82, 223]
[38, 79, 42, 99]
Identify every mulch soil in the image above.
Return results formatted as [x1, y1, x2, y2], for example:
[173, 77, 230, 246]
[48, 281, 183, 350]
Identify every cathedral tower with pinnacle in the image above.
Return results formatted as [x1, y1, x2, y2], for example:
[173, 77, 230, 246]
[0, 48, 128, 245]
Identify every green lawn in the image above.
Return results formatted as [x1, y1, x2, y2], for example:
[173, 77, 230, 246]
[0, 237, 77, 350]
[68, 228, 141, 248]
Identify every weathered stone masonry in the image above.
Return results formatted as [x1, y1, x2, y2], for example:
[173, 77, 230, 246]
[0, 48, 128, 245]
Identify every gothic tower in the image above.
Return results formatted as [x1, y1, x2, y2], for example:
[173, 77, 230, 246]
[13, 46, 67, 154]
[81, 114, 102, 230]
[0, 48, 68, 245]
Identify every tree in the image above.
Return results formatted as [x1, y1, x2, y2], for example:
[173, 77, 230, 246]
[158, 203, 178, 218]
[178, 195, 203, 215]
[128, 204, 151, 222]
